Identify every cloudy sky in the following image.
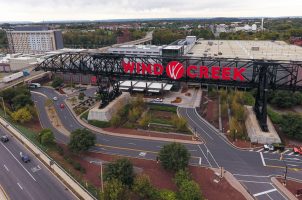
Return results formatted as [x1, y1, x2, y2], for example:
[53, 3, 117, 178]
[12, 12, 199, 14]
[1, 0, 302, 22]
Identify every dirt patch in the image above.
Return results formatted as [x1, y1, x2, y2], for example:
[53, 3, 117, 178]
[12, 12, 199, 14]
[277, 178, 302, 200]
[103, 127, 195, 141]
[75, 151, 245, 200]
[24, 118, 43, 133]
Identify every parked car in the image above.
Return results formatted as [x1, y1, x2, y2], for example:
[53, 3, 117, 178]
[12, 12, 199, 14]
[0, 135, 9, 143]
[153, 98, 163, 103]
[264, 144, 274, 151]
[20, 153, 31, 163]
[293, 147, 302, 155]
[272, 143, 285, 152]
[53, 97, 58, 101]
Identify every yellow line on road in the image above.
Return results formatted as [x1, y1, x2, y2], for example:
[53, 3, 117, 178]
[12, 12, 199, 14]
[95, 144, 200, 159]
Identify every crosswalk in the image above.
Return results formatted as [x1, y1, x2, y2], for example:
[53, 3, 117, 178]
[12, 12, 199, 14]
[251, 148, 301, 156]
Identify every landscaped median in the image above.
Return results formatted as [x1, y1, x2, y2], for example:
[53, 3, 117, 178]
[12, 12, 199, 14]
[0, 116, 96, 200]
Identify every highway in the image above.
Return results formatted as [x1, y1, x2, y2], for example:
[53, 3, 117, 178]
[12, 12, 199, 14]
[30, 86, 302, 199]
[0, 125, 76, 200]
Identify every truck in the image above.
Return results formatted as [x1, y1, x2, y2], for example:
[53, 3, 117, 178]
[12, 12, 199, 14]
[2, 70, 30, 83]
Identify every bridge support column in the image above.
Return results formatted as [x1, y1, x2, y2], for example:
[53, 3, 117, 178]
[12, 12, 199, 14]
[254, 66, 269, 132]
[97, 76, 121, 108]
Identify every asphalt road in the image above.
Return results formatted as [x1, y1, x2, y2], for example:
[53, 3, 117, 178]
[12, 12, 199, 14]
[0, 125, 76, 200]
[31, 86, 302, 200]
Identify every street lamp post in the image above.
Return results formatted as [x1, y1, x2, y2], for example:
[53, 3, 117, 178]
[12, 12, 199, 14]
[282, 160, 288, 186]
[100, 162, 104, 192]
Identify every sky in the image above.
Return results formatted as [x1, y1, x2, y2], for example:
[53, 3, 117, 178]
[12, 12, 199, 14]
[0, 0, 302, 22]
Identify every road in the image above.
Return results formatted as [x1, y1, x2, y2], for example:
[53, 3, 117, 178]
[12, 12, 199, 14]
[31, 86, 302, 200]
[0, 125, 76, 200]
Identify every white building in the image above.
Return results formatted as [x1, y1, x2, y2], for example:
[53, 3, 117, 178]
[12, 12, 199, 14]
[6, 26, 64, 54]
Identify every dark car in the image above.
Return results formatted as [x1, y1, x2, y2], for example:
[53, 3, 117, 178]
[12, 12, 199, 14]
[272, 143, 285, 152]
[0, 135, 9, 143]
[21, 154, 31, 163]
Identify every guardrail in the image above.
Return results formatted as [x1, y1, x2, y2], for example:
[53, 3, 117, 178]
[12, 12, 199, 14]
[0, 117, 96, 200]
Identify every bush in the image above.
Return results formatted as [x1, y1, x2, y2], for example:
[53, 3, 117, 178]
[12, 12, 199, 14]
[149, 104, 177, 113]
[174, 169, 191, 187]
[132, 174, 159, 199]
[159, 143, 190, 172]
[11, 107, 33, 123]
[78, 92, 85, 100]
[88, 120, 110, 128]
[269, 91, 302, 108]
[103, 179, 129, 200]
[52, 77, 64, 88]
[178, 180, 203, 200]
[171, 116, 187, 131]
[68, 129, 96, 153]
[280, 113, 302, 140]
[159, 190, 177, 200]
[267, 108, 283, 124]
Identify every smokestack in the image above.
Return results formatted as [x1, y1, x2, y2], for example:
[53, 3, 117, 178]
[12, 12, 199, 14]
[261, 18, 264, 30]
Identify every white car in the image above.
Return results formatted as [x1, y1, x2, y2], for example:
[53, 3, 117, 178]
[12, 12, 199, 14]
[264, 144, 274, 151]
[53, 97, 58, 101]
[153, 98, 163, 103]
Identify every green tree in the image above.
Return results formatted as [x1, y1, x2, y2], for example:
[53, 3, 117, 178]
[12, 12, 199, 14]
[280, 113, 302, 140]
[174, 169, 191, 187]
[159, 190, 177, 200]
[159, 143, 190, 172]
[103, 158, 134, 187]
[39, 129, 55, 146]
[132, 174, 159, 200]
[178, 180, 203, 200]
[12, 94, 33, 110]
[11, 107, 32, 123]
[51, 77, 64, 88]
[78, 92, 85, 100]
[68, 129, 96, 153]
[102, 179, 128, 200]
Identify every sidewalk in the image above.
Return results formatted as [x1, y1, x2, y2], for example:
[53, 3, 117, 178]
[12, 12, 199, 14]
[0, 185, 9, 200]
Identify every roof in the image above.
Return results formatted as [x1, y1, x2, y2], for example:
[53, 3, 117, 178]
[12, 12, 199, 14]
[189, 39, 302, 61]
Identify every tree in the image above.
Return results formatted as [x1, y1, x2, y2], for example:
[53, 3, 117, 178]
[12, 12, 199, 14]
[178, 180, 203, 200]
[221, 102, 228, 118]
[78, 92, 85, 100]
[102, 179, 128, 200]
[103, 158, 134, 187]
[280, 113, 302, 140]
[159, 143, 190, 172]
[174, 169, 191, 187]
[128, 107, 141, 123]
[159, 190, 177, 200]
[68, 129, 96, 153]
[171, 116, 187, 132]
[11, 107, 32, 123]
[138, 114, 151, 129]
[39, 129, 55, 146]
[12, 94, 33, 110]
[132, 174, 159, 200]
[51, 77, 64, 88]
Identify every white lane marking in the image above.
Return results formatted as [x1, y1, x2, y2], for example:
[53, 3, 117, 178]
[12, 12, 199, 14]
[283, 150, 290, 154]
[253, 189, 277, 197]
[102, 139, 110, 142]
[272, 151, 278, 154]
[0, 142, 36, 182]
[156, 146, 161, 148]
[3, 164, 9, 172]
[204, 144, 220, 168]
[266, 193, 274, 200]
[233, 174, 270, 178]
[260, 152, 266, 166]
[198, 157, 202, 165]
[198, 145, 212, 168]
[265, 158, 302, 164]
[185, 109, 214, 140]
[287, 164, 298, 167]
[17, 182, 23, 190]
[189, 150, 197, 152]
[288, 152, 294, 156]
[128, 143, 136, 145]
[256, 148, 264, 152]
[238, 180, 271, 184]
[139, 152, 146, 157]
[249, 149, 253, 152]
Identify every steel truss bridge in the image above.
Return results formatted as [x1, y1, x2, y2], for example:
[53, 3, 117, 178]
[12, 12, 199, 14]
[36, 52, 302, 131]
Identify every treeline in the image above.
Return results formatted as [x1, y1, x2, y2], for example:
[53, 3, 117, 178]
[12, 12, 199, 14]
[0, 30, 8, 52]
[63, 29, 146, 49]
[268, 91, 302, 108]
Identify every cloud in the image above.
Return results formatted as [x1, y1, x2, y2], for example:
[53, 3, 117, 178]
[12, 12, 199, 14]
[0, 0, 301, 22]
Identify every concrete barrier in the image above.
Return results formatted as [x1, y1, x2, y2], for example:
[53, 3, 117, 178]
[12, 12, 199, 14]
[0, 117, 96, 200]
[271, 177, 298, 200]
[0, 185, 9, 200]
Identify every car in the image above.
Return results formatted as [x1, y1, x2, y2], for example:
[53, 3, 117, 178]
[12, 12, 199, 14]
[53, 97, 58, 101]
[20, 153, 30, 163]
[272, 143, 285, 152]
[153, 98, 163, 103]
[293, 147, 302, 155]
[60, 103, 65, 109]
[264, 144, 274, 151]
[0, 135, 9, 143]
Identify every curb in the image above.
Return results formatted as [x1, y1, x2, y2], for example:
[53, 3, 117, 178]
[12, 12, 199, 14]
[0, 185, 9, 200]
[271, 177, 298, 200]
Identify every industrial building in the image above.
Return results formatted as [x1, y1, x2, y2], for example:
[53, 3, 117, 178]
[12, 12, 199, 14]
[6, 26, 64, 54]
[108, 45, 163, 56]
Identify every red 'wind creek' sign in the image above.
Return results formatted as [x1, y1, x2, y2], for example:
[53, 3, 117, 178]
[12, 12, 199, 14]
[122, 61, 246, 81]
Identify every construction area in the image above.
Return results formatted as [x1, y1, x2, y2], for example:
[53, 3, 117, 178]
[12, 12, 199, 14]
[189, 39, 302, 61]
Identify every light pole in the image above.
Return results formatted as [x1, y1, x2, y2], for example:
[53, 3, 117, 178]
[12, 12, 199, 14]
[283, 160, 288, 186]
[100, 162, 104, 192]
[0, 97, 7, 117]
